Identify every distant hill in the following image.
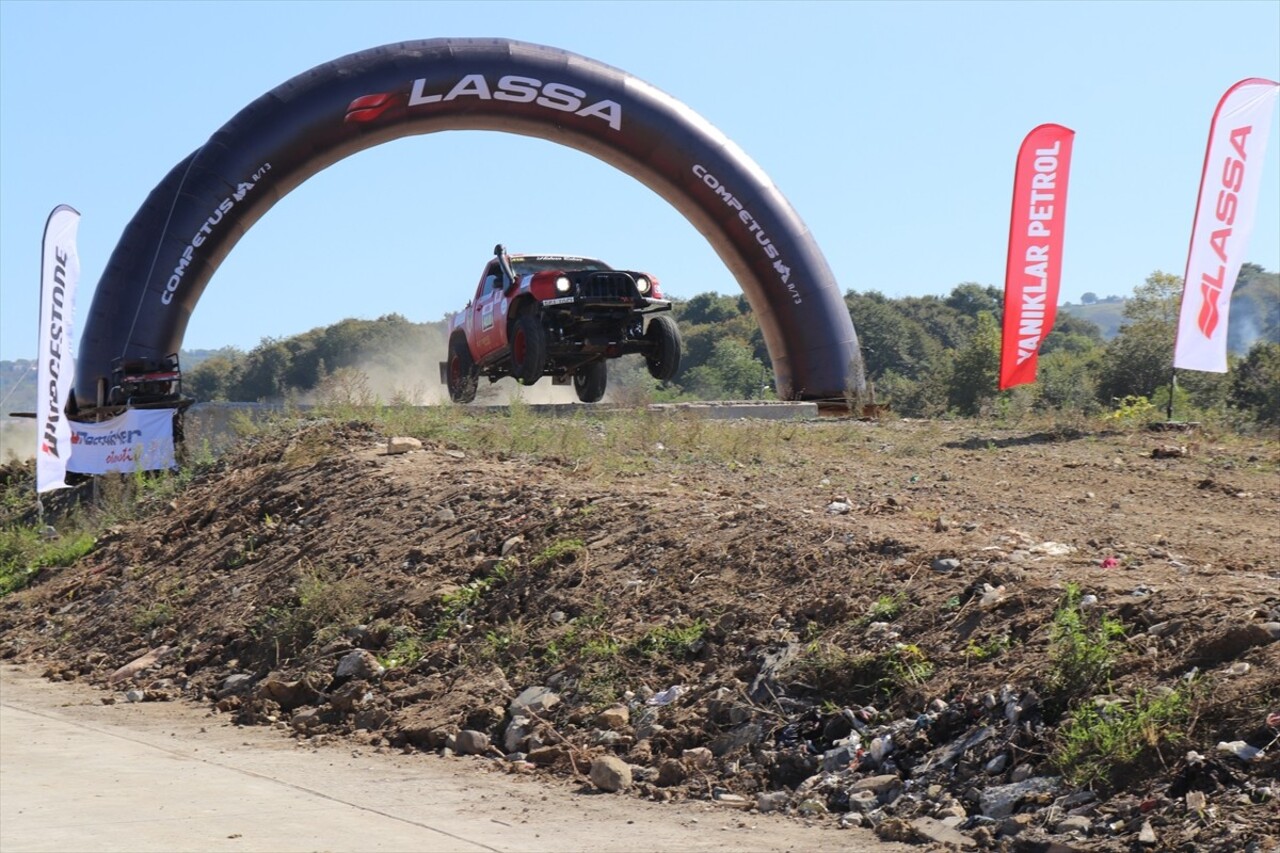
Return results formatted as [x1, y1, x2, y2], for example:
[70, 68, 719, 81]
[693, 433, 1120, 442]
[1059, 299, 1126, 339]
[1060, 265, 1278, 350]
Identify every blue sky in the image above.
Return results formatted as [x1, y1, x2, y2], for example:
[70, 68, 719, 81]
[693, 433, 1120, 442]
[2, 0, 1277, 361]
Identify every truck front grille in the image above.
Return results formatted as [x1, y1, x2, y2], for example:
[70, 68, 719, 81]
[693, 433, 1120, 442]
[578, 273, 637, 301]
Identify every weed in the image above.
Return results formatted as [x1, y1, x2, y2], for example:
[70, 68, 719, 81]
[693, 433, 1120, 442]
[1052, 687, 1192, 789]
[132, 601, 175, 633]
[868, 593, 905, 622]
[964, 634, 1010, 663]
[631, 619, 708, 660]
[0, 527, 97, 595]
[430, 560, 514, 639]
[257, 562, 374, 660]
[532, 538, 586, 570]
[1046, 583, 1125, 709]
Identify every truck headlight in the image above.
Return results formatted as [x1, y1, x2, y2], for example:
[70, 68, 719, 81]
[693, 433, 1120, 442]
[556, 276, 571, 293]
[635, 276, 651, 294]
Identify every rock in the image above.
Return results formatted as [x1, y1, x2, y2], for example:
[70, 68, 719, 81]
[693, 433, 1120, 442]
[1186, 791, 1207, 812]
[851, 774, 901, 796]
[654, 758, 685, 787]
[1056, 815, 1091, 834]
[846, 790, 879, 814]
[291, 708, 322, 732]
[712, 793, 751, 809]
[757, 791, 790, 813]
[682, 746, 713, 769]
[932, 557, 961, 572]
[455, 730, 490, 755]
[589, 756, 631, 792]
[911, 816, 977, 849]
[504, 715, 533, 753]
[999, 814, 1034, 837]
[510, 686, 559, 717]
[595, 703, 630, 730]
[985, 753, 1009, 775]
[257, 676, 321, 711]
[526, 745, 570, 766]
[328, 680, 371, 713]
[335, 650, 385, 682]
[216, 673, 254, 698]
[108, 646, 172, 685]
[433, 507, 456, 524]
[979, 776, 1061, 819]
[1010, 763, 1035, 783]
[387, 436, 422, 454]
[935, 516, 952, 532]
[124, 689, 145, 703]
[826, 501, 852, 514]
[1138, 820, 1157, 845]
[500, 536, 523, 557]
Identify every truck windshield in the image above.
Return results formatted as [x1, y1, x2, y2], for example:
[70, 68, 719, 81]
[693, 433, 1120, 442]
[509, 256, 612, 275]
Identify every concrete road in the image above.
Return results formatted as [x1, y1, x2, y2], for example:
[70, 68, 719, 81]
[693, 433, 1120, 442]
[0, 666, 907, 853]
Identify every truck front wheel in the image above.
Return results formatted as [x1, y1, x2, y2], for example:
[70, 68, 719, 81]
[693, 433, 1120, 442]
[645, 315, 682, 381]
[447, 337, 478, 404]
[510, 314, 548, 385]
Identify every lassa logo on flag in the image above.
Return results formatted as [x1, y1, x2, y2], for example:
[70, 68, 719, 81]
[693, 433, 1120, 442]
[1175, 78, 1280, 374]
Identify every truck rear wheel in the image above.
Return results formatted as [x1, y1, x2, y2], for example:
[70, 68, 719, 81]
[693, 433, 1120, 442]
[645, 315, 682, 381]
[573, 360, 608, 403]
[447, 337, 478, 403]
[510, 314, 548, 385]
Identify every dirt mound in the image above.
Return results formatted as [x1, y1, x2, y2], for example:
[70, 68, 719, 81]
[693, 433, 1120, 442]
[3, 415, 1278, 852]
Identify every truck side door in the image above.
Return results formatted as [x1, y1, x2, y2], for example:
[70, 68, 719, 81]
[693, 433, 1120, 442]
[470, 261, 503, 360]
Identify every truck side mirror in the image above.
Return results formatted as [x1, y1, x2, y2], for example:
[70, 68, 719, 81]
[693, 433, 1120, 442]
[494, 243, 505, 257]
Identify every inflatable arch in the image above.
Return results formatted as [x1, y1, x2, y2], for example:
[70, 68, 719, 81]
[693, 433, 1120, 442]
[75, 38, 864, 405]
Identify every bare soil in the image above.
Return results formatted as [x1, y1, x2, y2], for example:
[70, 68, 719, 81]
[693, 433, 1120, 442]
[2, 412, 1277, 852]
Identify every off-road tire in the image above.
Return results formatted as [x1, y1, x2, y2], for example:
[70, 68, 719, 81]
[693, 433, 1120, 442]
[447, 336, 478, 404]
[573, 360, 608, 403]
[644, 314, 682, 381]
[511, 313, 548, 385]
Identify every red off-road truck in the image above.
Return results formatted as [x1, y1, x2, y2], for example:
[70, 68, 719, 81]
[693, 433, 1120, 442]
[441, 245, 682, 403]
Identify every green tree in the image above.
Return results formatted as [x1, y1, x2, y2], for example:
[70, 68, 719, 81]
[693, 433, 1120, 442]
[947, 312, 1001, 415]
[1229, 341, 1280, 426]
[1097, 272, 1181, 404]
[683, 339, 768, 399]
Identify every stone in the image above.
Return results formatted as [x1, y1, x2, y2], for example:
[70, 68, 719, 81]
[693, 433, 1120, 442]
[985, 753, 1009, 775]
[1056, 815, 1091, 835]
[682, 746, 713, 769]
[846, 790, 879, 814]
[932, 557, 961, 572]
[851, 774, 901, 796]
[504, 715, 533, 753]
[589, 756, 632, 792]
[433, 507, 457, 524]
[500, 536, 523, 557]
[216, 673, 254, 697]
[757, 791, 790, 813]
[108, 646, 172, 685]
[510, 686, 559, 717]
[335, 650, 385, 682]
[1138, 821, 1157, 845]
[595, 703, 630, 730]
[979, 776, 1061, 819]
[257, 676, 321, 711]
[911, 817, 977, 849]
[387, 436, 422, 454]
[455, 729, 490, 755]
[656, 758, 686, 787]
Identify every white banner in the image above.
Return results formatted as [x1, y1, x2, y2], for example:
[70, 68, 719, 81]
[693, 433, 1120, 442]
[1174, 78, 1280, 373]
[36, 205, 82, 493]
[66, 409, 177, 475]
